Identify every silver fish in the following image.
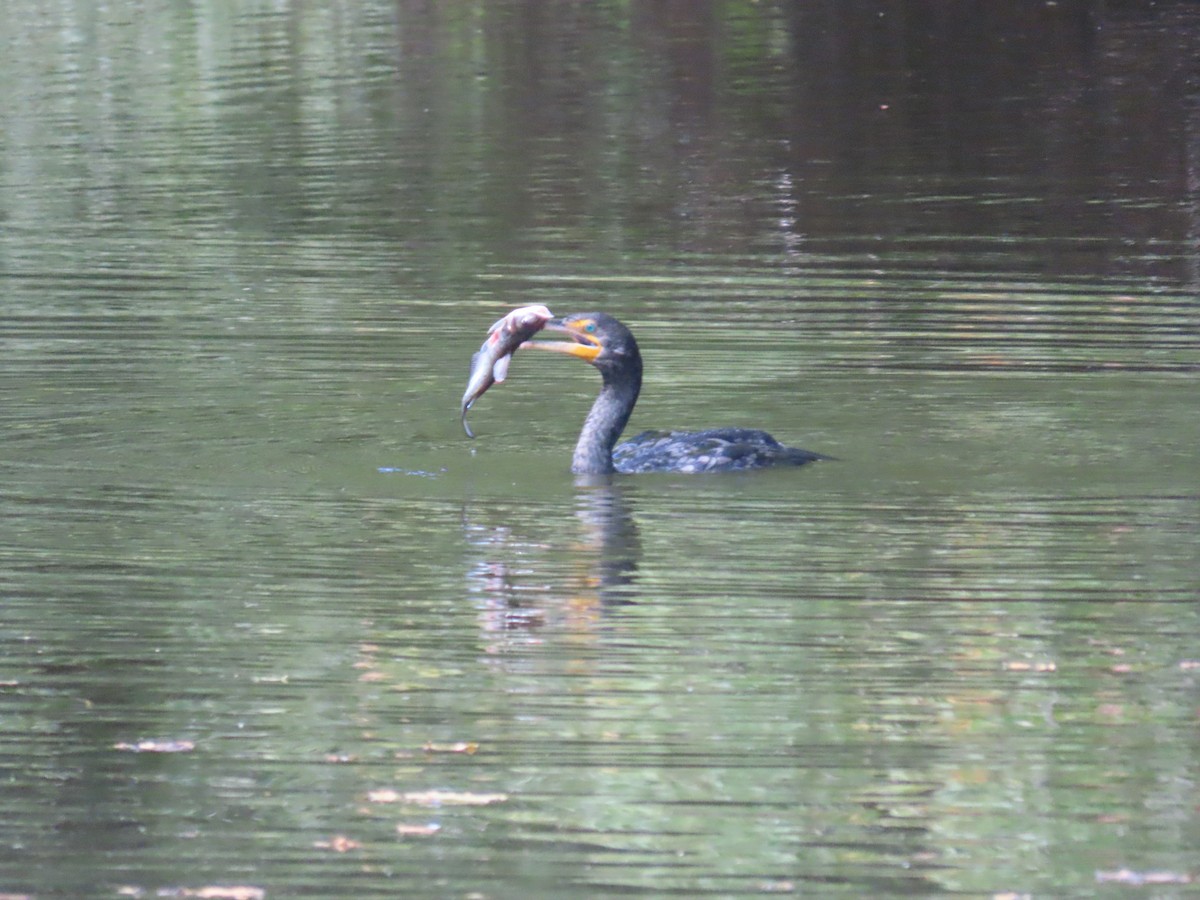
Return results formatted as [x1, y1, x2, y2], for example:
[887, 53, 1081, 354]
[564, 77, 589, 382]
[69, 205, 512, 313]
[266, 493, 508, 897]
[461, 304, 553, 437]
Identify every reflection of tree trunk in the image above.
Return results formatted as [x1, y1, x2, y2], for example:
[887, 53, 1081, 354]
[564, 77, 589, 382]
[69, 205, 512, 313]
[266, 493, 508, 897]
[631, 0, 716, 127]
[1168, 8, 1200, 291]
[1187, 100, 1200, 290]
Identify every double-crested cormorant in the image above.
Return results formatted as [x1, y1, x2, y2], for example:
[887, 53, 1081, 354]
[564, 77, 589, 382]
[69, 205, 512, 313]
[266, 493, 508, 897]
[523, 312, 827, 475]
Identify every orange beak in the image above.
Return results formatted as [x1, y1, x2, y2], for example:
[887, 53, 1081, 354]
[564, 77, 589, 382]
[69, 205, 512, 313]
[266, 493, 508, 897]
[520, 318, 603, 363]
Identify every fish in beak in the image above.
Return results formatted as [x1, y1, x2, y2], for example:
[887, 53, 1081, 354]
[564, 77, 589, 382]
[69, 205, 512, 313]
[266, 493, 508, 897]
[460, 304, 553, 437]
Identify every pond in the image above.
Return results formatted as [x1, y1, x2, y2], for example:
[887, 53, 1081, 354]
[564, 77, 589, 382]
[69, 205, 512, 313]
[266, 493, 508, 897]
[2, 2, 1198, 897]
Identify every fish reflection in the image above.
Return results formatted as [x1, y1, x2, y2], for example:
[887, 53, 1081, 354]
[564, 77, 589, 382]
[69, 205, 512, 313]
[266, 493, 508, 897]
[464, 477, 640, 640]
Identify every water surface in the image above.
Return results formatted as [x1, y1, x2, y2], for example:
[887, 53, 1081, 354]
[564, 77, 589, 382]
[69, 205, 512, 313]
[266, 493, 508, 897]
[2, 2, 1198, 897]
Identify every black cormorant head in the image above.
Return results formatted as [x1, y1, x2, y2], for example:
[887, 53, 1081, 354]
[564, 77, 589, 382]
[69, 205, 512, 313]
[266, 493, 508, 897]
[522, 312, 640, 377]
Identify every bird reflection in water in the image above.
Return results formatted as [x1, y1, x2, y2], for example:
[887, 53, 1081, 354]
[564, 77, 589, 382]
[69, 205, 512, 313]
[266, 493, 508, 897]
[570, 474, 640, 603]
[464, 476, 640, 645]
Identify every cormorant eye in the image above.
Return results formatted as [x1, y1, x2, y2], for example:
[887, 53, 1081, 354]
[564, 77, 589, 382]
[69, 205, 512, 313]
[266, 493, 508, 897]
[584, 322, 597, 333]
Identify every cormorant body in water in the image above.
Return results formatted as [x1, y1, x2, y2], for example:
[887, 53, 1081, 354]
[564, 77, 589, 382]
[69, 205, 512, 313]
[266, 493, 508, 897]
[524, 312, 827, 475]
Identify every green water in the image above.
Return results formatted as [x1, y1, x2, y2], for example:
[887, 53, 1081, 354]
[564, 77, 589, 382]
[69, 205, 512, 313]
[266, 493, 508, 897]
[2, 2, 1198, 897]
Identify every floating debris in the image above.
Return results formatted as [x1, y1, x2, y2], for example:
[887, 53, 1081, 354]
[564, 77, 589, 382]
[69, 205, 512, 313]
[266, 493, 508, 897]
[314, 835, 361, 853]
[368, 788, 507, 807]
[422, 741, 479, 755]
[1096, 868, 1192, 885]
[113, 739, 196, 754]
[397, 822, 442, 837]
[134, 887, 265, 900]
[1001, 661, 1056, 672]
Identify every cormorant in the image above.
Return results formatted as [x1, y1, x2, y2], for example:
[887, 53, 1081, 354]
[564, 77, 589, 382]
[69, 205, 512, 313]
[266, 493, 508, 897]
[523, 312, 828, 475]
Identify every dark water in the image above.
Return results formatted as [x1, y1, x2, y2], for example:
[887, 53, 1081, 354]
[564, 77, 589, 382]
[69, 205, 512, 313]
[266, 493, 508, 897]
[3, 2, 1199, 897]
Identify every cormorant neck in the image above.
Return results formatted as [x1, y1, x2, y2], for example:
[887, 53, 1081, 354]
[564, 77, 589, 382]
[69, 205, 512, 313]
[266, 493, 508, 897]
[572, 355, 642, 475]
